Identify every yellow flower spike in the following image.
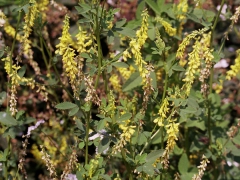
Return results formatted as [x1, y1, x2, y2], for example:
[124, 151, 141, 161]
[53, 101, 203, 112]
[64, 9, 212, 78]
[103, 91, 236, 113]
[0, 10, 22, 41]
[226, 49, 240, 80]
[155, 17, 176, 37]
[22, 0, 38, 56]
[182, 39, 201, 96]
[177, 0, 188, 21]
[176, 27, 209, 59]
[109, 74, 122, 92]
[162, 119, 179, 169]
[75, 26, 92, 54]
[56, 15, 79, 98]
[153, 98, 170, 127]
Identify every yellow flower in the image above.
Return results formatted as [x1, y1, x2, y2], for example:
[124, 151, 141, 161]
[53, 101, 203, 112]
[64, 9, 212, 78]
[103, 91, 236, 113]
[56, 15, 79, 97]
[176, 27, 208, 59]
[153, 98, 169, 127]
[226, 49, 240, 80]
[162, 119, 179, 169]
[182, 39, 201, 96]
[177, 0, 188, 21]
[155, 16, 176, 36]
[75, 26, 92, 54]
[109, 74, 122, 92]
[0, 10, 22, 41]
[22, 0, 38, 56]
[119, 120, 136, 142]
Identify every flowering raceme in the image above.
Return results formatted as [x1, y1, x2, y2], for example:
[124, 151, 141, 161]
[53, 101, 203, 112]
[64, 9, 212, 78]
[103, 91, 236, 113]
[155, 17, 176, 37]
[154, 98, 170, 127]
[0, 10, 22, 41]
[56, 15, 78, 97]
[226, 49, 240, 80]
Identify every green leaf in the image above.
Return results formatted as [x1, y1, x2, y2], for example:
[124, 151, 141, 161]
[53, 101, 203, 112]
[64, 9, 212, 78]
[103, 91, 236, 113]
[97, 137, 110, 154]
[150, 71, 157, 90]
[157, 0, 164, 14]
[55, 102, 77, 110]
[0, 149, 8, 161]
[116, 27, 136, 37]
[23, 117, 36, 124]
[145, 0, 160, 15]
[117, 113, 132, 122]
[107, 65, 112, 73]
[0, 112, 18, 126]
[178, 153, 189, 174]
[146, 149, 164, 163]
[112, 62, 129, 68]
[173, 144, 183, 155]
[0, 91, 6, 106]
[69, 106, 79, 116]
[97, 119, 106, 131]
[122, 72, 142, 92]
[75, 119, 85, 132]
[136, 1, 145, 19]
[100, 175, 111, 180]
[18, 65, 27, 78]
[135, 153, 147, 164]
[138, 131, 151, 145]
[136, 163, 155, 175]
[107, 30, 114, 44]
[78, 142, 85, 149]
[172, 64, 185, 71]
[16, 110, 25, 120]
[186, 120, 206, 131]
[115, 18, 126, 28]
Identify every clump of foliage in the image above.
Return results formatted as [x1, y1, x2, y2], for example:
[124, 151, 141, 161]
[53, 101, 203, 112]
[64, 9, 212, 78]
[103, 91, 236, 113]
[0, 0, 240, 179]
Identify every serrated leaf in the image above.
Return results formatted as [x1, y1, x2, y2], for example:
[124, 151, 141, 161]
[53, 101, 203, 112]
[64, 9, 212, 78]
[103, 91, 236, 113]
[146, 149, 164, 163]
[0, 112, 18, 126]
[115, 18, 126, 28]
[145, 0, 160, 15]
[97, 119, 106, 131]
[112, 62, 129, 68]
[75, 119, 85, 132]
[172, 64, 185, 71]
[69, 106, 79, 116]
[122, 72, 142, 92]
[55, 102, 77, 110]
[116, 27, 136, 37]
[178, 153, 189, 174]
[117, 113, 132, 122]
[186, 120, 206, 131]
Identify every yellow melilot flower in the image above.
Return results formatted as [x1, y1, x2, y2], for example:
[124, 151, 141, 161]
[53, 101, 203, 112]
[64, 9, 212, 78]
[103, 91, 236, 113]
[177, 0, 188, 21]
[123, 9, 149, 83]
[0, 10, 22, 41]
[176, 27, 208, 59]
[162, 119, 179, 169]
[118, 67, 132, 80]
[155, 17, 176, 37]
[153, 98, 169, 126]
[136, 9, 149, 47]
[119, 120, 136, 142]
[22, 0, 38, 56]
[37, 0, 49, 21]
[109, 74, 122, 92]
[75, 26, 92, 54]
[226, 49, 240, 80]
[56, 15, 78, 93]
